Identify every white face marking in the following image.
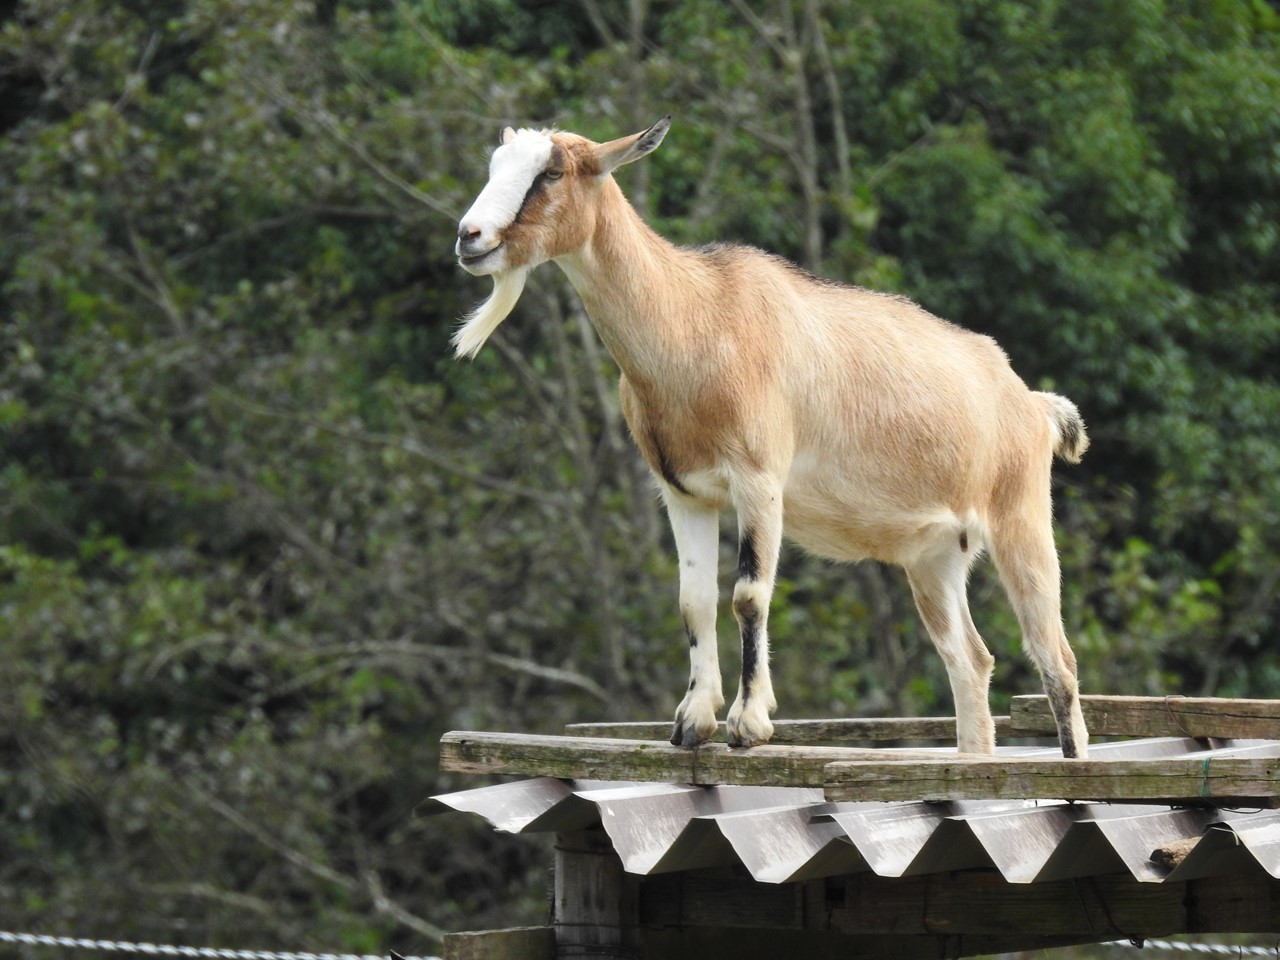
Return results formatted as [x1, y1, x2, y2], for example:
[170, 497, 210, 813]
[455, 129, 554, 269]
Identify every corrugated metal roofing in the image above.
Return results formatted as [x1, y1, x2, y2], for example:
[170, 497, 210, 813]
[432, 736, 1280, 885]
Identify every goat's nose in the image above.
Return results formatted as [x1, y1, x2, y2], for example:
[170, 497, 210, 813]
[457, 224, 481, 243]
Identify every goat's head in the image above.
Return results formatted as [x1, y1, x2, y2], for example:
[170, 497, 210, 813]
[452, 116, 671, 359]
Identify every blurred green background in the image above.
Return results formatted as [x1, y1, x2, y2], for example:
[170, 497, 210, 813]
[1, 0, 1278, 952]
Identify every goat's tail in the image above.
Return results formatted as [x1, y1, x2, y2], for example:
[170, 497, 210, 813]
[1037, 392, 1089, 464]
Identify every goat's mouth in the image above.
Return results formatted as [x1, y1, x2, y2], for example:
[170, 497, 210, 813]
[458, 243, 503, 273]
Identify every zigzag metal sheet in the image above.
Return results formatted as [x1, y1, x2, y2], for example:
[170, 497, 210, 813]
[430, 737, 1280, 885]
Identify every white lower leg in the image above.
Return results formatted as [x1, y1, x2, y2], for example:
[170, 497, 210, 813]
[955, 612, 997, 754]
[908, 554, 996, 755]
[665, 496, 723, 747]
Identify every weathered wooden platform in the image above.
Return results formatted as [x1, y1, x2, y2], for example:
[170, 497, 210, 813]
[441, 694, 1280, 806]
[438, 695, 1280, 960]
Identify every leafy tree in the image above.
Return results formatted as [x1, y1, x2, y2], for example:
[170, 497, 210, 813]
[0, 0, 1277, 950]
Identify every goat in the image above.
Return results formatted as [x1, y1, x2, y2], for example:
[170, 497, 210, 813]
[454, 117, 1090, 757]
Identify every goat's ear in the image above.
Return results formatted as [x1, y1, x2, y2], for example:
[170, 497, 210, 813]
[594, 115, 671, 175]
[500, 126, 517, 145]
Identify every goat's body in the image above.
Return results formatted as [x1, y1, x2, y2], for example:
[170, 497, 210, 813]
[456, 119, 1089, 757]
[568, 210, 1058, 567]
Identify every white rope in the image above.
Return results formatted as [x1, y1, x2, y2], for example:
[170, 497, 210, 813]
[1105, 939, 1279, 958]
[5, 927, 1272, 960]
[0, 931, 439, 960]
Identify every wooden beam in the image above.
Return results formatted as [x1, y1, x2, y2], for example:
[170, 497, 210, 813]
[639, 869, 1280, 938]
[638, 927, 1098, 960]
[1012, 694, 1280, 739]
[441, 927, 553, 960]
[565, 716, 1015, 743]
[823, 754, 1280, 805]
[440, 730, 955, 787]
[441, 730, 1280, 801]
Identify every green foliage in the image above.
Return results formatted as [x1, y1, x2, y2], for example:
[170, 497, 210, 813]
[0, 0, 1278, 950]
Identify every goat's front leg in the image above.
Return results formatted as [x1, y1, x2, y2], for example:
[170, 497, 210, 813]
[726, 478, 782, 748]
[664, 494, 725, 748]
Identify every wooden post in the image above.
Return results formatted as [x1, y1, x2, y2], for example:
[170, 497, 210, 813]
[554, 829, 639, 959]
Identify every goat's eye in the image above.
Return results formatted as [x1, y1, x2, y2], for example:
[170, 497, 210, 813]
[544, 169, 564, 181]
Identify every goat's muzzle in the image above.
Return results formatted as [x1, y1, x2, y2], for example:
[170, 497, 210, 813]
[456, 225, 504, 275]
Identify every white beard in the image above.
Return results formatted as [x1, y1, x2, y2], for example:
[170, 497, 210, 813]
[452, 267, 530, 359]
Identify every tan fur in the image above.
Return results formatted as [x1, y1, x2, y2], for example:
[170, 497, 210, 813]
[455, 120, 1090, 757]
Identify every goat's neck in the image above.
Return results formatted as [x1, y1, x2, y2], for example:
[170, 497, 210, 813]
[554, 182, 709, 385]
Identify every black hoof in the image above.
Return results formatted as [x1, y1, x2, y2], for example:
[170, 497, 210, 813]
[672, 715, 712, 748]
[681, 725, 707, 748]
[1060, 730, 1081, 759]
[670, 720, 684, 746]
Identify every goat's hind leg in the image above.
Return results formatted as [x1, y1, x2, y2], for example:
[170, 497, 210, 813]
[906, 542, 997, 754]
[664, 495, 725, 747]
[990, 510, 1088, 759]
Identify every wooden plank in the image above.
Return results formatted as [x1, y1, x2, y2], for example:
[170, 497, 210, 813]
[565, 716, 1015, 743]
[830, 869, 1185, 937]
[441, 927, 554, 960]
[440, 730, 956, 787]
[639, 870, 1280, 937]
[1012, 694, 1280, 739]
[823, 754, 1280, 804]
[639, 926, 1099, 960]
[444, 873, 1280, 960]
